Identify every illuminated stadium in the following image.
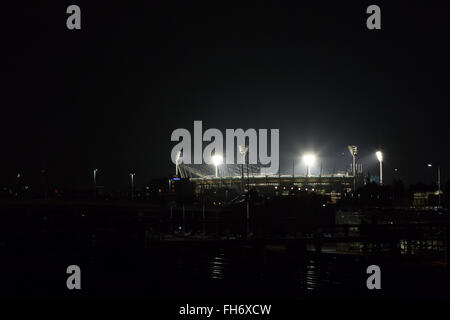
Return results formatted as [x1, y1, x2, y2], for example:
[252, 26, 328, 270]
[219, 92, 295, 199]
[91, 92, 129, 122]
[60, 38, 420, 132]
[177, 162, 359, 197]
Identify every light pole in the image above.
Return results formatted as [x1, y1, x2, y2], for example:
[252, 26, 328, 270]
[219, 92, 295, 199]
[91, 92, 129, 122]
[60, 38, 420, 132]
[348, 146, 358, 191]
[238, 145, 250, 237]
[302, 154, 316, 177]
[175, 151, 181, 176]
[130, 173, 135, 200]
[212, 154, 223, 178]
[93, 169, 98, 199]
[376, 151, 383, 185]
[239, 145, 248, 192]
[427, 163, 441, 208]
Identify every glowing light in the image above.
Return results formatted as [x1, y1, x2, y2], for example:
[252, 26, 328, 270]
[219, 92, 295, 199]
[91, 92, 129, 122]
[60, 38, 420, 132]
[376, 151, 383, 162]
[302, 153, 316, 177]
[212, 154, 223, 166]
[376, 151, 383, 185]
[212, 154, 223, 178]
[303, 154, 316, 167]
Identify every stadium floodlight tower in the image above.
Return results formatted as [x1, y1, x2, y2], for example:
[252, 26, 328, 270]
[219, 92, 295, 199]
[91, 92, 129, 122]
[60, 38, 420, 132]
[376, 151, 383, 185]
[239, 145, 249, 190]
[348, 146, 358, 191]
[302, 154, 316, 177]
[175, 150, 181, 176]
[239, 145, 249, 165]
[212, 154, 223, 178]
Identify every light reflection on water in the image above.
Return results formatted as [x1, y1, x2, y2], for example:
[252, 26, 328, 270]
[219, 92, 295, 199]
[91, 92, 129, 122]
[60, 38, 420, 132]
[144, 243, 445, 299]
[306, 263, 320, 291]
[168, 246, 356, 295]
[209, 250, 226, 280]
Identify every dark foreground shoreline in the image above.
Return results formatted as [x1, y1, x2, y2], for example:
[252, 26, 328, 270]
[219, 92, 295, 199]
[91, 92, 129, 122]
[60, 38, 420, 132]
[0, 200, 449, 300]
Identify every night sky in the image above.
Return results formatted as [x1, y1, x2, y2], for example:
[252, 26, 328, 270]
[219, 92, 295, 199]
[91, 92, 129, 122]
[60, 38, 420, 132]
[2, 1, 450, 189]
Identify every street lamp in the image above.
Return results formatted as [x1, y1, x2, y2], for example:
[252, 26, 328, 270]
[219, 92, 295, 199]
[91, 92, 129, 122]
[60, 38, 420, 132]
[130, 173, 135, 200]
[376, 151, 383, 185]
[427, 163, 441, 208]
[93, 169, 98, 198]
[302, 154, 316, 177]
[212, 154, 223, 178]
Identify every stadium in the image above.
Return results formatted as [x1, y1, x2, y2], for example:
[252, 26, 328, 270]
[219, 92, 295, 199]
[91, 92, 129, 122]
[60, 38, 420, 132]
[175, 147, 364, 202]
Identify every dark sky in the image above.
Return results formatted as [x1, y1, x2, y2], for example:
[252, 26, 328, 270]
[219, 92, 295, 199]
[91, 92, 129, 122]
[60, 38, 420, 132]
[2, 1, 450, 189]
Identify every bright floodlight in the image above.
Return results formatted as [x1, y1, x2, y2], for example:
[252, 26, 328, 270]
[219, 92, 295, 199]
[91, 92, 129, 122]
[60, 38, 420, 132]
[212, 154, 223, 166]
[302, 153, 316, 177]
[303, 154, 316, 167]
[376, 151, 383, 162]
[427, 163, 433, 167]
[212, 154, 223, 178]
[376, 151, 383, 185]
